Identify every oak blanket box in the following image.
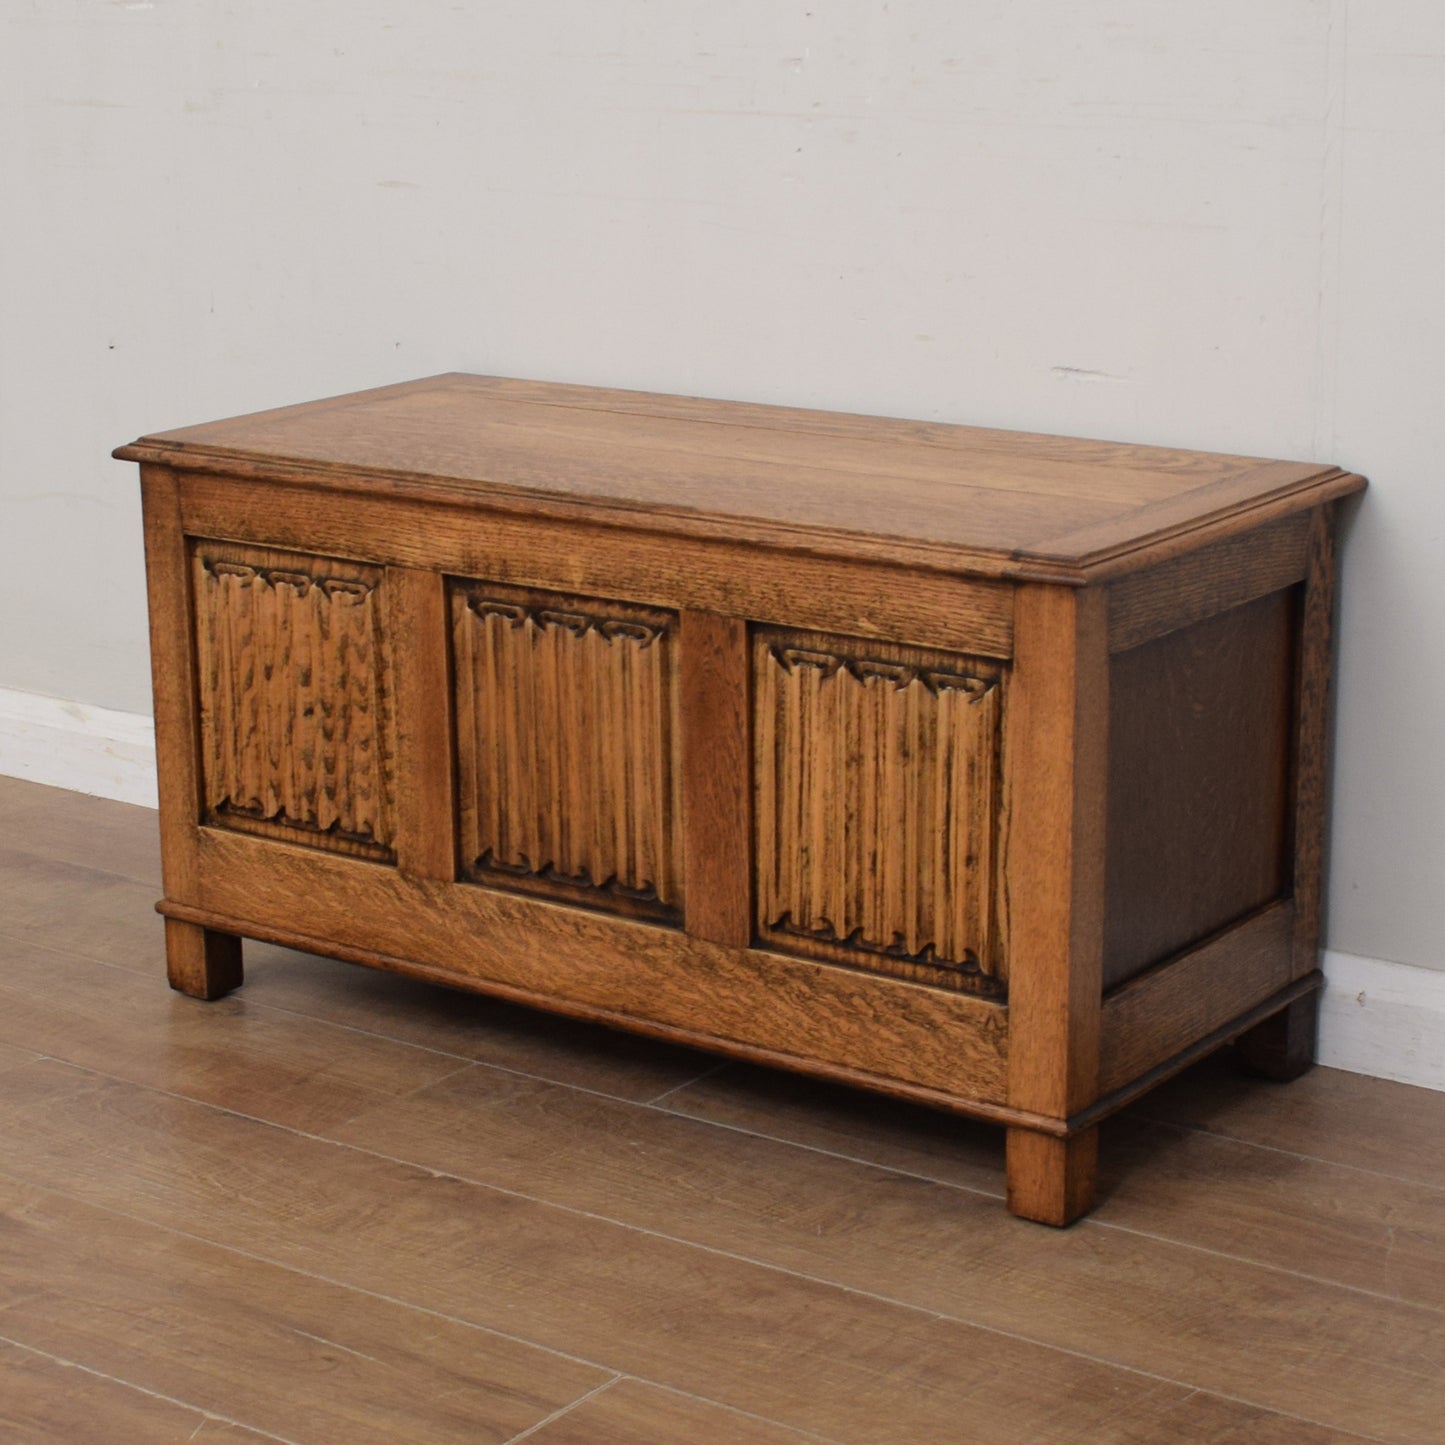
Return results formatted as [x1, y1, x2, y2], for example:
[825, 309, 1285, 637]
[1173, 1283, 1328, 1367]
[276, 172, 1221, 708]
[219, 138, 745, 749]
[116, 375, 1365, 1224]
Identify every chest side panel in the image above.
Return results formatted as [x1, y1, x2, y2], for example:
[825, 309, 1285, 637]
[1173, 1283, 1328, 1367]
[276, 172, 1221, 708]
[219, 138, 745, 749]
[1103, 588, 1294, 989]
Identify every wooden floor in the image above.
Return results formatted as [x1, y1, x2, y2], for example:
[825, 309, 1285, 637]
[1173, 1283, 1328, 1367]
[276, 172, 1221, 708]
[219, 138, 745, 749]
[0, 778, 1442, 1443]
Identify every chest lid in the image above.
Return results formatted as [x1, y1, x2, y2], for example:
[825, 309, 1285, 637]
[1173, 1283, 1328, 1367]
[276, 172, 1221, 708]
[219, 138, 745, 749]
[116, 373, 1363, 582]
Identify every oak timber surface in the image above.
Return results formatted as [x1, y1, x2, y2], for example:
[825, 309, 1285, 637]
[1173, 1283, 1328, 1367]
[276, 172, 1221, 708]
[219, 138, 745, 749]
[115, 373, 1361, 578]
[0, 777, 1441, 1444]
[1103, 592, 1294, 988]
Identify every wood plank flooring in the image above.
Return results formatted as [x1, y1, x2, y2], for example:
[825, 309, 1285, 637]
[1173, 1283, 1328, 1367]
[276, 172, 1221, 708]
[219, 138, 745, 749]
[0, 775, 1441, 1443]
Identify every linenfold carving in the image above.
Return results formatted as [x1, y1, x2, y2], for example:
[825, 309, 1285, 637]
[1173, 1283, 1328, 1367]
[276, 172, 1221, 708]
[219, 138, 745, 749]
[452, 585, 680, 920]
[756, 632, 1003, 995]
[191, 545, 395, 860]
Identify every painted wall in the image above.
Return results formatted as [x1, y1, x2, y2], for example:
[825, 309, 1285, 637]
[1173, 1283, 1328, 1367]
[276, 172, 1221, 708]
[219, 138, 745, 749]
[2, 2, 1441, 974]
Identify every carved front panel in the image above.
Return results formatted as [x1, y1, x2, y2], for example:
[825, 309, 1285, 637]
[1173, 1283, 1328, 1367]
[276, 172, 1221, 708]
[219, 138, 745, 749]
[191, 542, 395, 861]
[755, 629, 1003, 994]
[451, 583, 680, 920]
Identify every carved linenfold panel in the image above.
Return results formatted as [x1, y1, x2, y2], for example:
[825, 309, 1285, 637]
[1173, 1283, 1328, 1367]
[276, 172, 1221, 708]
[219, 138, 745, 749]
[755, 631, 1003, 994]
[451, 583, 680, 921]
[191, 543, 395, 861]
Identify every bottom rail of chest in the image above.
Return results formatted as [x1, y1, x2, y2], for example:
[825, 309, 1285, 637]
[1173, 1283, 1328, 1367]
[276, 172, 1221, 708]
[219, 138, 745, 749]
[153, 827, 1314, 1224]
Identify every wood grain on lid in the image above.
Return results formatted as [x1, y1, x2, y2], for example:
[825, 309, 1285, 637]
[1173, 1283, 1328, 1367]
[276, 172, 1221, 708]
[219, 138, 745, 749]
[116, 372, 1362, 580]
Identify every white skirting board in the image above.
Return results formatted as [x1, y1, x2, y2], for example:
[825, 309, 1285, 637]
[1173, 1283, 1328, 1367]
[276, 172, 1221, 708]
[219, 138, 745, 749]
[1318, 950, 1445, 1092]
[0, 686, 157, 810]
[1, 683, 1441, 1093]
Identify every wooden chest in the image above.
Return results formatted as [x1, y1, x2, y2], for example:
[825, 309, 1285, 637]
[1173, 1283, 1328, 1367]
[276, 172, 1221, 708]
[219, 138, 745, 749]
[116, 375, 1364, 1224]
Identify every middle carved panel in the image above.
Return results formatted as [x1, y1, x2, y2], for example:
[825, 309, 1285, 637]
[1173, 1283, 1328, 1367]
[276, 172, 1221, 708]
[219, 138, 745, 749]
[450, 581, 681, 921]
[754, 628, 1005, 995]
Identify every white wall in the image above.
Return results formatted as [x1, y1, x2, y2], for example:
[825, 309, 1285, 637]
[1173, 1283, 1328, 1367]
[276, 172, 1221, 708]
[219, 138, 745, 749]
[2, 2, 1442, 982]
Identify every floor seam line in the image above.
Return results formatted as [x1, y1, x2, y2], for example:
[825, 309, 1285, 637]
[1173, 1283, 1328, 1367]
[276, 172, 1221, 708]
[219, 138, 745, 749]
[617, 1374, 847, 1443]
[1086, 1211, 1445, 1316]
[20, 1052, 1445, 1322]
[642, 1098, 1009, 1199]
[0, 1157, 616, 1375]
[0, 929, 486, 1065]
[0, 1188, 1391, 1445]
[1129, 1107, 1445, 1190]
[323, 1059, 482, 1132]
[0, 842, 159, 891]
[0, 1329, 302, 1445]
[14, 923, 1439, 1202]
[643, 1060, 731, 1106]
[0, 1062, 1417, 1436]
[0, 1160, 865, 1442]
[501, 1375, 622, 1443]
[6, 919, 1440, 1193]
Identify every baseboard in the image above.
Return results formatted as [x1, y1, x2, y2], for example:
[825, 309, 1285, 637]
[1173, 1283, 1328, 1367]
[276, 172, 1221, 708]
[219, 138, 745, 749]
[0, 686, 157, 809]
[2, 682, 1442, 1092]
[1319, 950, 1445, 1092]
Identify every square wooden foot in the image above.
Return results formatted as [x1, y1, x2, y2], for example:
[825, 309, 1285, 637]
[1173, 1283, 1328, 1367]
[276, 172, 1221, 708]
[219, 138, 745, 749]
[1006, 1127, 1098, 1226]
[1232, 991, 1318, 1081]
[165, 918, 243, 1000]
